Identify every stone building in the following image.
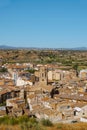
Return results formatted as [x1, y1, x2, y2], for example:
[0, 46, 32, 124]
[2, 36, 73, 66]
[79, 69, 87, 79]
[38, 66, 47, 85]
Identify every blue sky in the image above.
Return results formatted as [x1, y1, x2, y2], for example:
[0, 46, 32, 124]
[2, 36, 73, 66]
[0, 0, 87, 48]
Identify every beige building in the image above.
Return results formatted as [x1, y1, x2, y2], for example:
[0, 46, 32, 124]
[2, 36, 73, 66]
[35, 66, 47, 85]
[48, 70, 62, 81]
[79, 69, 87, 79]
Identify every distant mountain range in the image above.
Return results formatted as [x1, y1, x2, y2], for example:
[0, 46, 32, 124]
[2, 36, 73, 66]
[0, 45, 87, 50]
[0, 45, 17, 49]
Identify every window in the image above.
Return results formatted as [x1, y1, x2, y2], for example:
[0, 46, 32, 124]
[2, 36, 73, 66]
[42, 73, 44, 77]
[42, 79, 44, 81]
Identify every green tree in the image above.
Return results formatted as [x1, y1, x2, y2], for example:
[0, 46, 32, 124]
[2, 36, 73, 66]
[73, 63, 78, 71]
[0, 67, 8, 73]
[73, 63, 79, 77]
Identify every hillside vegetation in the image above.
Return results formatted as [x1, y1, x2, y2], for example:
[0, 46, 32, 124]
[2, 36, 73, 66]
[0, 49, 87, 70]
[0, 116, 87, 130]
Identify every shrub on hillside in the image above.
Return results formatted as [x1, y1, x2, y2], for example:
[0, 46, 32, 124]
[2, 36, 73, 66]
[41, 119, 53, 127]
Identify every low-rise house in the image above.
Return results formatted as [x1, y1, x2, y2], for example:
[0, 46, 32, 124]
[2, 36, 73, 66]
[41, 97, 52, 109]
[80, 105, 87, 117]
[79, 69, 87, 79]
[32, 107, 62, 123]
[16, 77, 33, 86]
[0, 86, 20, 104]
[12, 108, 23, 117]
[6, 97, 28, 117]
[80, 117, 87, 122]
[0, 106, 6, 117]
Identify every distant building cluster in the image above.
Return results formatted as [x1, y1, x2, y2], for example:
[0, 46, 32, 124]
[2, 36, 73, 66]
[0, 62, 87, 123]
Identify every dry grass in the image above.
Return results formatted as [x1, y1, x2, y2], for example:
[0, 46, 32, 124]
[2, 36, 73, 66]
[55, 123, 87, 130]
[0, 125, 21, 130]
[0, 123, 87, 130]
